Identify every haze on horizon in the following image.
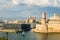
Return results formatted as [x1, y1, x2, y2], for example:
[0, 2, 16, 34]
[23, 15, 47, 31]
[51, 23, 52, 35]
[0, 0, 60, 20]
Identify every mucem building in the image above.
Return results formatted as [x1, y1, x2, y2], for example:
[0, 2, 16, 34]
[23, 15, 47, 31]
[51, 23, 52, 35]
[3, 23, 31, 31]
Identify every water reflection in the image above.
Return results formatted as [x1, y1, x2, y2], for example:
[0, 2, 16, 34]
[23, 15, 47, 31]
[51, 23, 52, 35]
[42, 33, 48, 40]
[34, 33, 48, 40]
[0, 31, 60, 40]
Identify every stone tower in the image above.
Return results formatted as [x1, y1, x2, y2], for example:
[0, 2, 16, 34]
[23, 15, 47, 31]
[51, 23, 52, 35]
[41, 12, 47, 32]
[41, 12, 46, 25]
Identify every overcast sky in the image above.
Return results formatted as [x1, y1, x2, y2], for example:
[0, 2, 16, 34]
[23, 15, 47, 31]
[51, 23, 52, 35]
[0, 0, 60, 20]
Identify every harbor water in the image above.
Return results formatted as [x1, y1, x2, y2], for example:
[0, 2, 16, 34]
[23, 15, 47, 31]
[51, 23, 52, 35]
[0, 31, 60, 40]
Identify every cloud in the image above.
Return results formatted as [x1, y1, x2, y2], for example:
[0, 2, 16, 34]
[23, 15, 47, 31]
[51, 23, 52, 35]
[12, 0, 60, 7]
[23, 0, 50, 6]
[0, 0, 19, 10]
[12, 0, 20, 5]
[22, 0, 60, 7]
[0, 0, 60, 10]
[14, 0, 60, 7]
[49, 0, 60, 7]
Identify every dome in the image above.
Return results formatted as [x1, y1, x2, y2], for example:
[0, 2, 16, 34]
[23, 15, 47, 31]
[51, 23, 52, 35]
[49, 13, 60, 20]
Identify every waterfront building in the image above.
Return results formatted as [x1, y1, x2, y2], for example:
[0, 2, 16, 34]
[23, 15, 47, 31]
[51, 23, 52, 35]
[27, 16, 36, 23]
[34, 12, 60, 32]
[27, 16, 36, 28]
[3, 20, 8, 23]
[48, 14, 60, 32]
[36, 12, 47, 32]
[3, 20, 20, 24]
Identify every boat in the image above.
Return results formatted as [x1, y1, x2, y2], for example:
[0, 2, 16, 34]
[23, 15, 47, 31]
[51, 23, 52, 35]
[21, 31, 25, 36]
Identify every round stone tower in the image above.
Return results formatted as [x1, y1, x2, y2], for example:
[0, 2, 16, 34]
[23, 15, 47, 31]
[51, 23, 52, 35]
[41, 12, 46, 25]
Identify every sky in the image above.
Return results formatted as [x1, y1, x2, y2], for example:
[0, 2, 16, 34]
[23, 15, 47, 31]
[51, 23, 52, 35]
[0, 0, 60, 20]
